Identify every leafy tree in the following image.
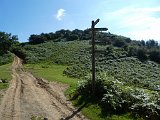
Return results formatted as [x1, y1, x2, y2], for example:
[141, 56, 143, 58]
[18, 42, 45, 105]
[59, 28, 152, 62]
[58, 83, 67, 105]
[71, 29, 83, 39]
[68, 34, 79, 41]
[127, 46, 137, 57]
[0, 32, 18, 54]
[29, 34, 47, 44]
[137, 48, 148, 61]
[146, 39, 158, 48]
[112, 36, 128, 47]
[125, 38, 131, 43]
[140, 40, 145, 46]
[149, 49, 160, 63]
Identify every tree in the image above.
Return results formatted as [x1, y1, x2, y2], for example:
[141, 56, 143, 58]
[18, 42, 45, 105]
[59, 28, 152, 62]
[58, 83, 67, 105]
[149, 50, 160, 63]
[146, 39, 158, 48]
[0, 32, 18, 54]
[113, 39, 126, 47]
[68, 34, 79, 41]
[140, 40, 145, 46]
[29, 34, 47, 44]
[137, 48, 148, 61]
[127, 46, 138, 57]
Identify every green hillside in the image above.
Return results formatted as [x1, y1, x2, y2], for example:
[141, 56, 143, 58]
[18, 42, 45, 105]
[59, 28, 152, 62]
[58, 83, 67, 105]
[21, 38, 160, 120]
[0, 30, 160, 120]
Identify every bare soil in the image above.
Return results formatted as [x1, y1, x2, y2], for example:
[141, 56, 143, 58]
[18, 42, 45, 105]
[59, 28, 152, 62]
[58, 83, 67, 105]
[0, 56, 87, 120]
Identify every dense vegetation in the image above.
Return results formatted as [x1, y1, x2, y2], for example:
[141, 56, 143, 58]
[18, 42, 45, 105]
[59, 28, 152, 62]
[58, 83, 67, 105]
[28, 29, 91, 44]
[28, 29, 160, 64]
[0, 32, 18, 90]
[20, 29, 160, 119]
[0, 31, 19, 65]
[1, 29, 160, 119]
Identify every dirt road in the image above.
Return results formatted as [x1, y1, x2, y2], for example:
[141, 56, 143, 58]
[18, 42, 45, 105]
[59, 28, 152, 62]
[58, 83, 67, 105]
[0, 56, 87, 120]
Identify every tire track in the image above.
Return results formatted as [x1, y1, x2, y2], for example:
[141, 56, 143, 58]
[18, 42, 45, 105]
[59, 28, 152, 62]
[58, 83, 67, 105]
[0, 56, 88, 120]
[0, 56, 22, 120]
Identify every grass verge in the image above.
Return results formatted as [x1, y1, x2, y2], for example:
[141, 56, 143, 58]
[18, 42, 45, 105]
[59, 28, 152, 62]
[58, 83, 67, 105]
[24, 63, 79, 95]
[0, 64, 12, 89]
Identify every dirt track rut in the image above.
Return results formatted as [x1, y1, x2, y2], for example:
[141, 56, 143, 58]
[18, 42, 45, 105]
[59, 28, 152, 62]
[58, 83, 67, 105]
[0, 56, 87, 120]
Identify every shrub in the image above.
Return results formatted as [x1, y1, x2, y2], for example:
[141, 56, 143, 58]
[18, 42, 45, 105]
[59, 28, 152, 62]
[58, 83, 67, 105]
[76, 76, 106, 99]
[149, 50, 160, 63]
[131, 103, 160, 120]
[137, 48, 148, 61]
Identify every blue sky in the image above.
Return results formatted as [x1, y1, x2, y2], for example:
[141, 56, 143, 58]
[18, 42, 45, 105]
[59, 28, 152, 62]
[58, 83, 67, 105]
[0, 0, 160, 42]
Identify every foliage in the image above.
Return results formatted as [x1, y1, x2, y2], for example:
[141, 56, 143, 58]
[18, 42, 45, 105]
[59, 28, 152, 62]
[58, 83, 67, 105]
[0, 31, 19, 65]
[11, 44, 27, 60]
[75, 74, 160, 120]
[23, 41, 90, 64]
[21, 30, 160, 119]
[0, 63, 12, 89]
[76, 76, 106, 99]
[149, 49, 160, 63]
[0, 31, 18, 54]
[0, 52, 13, 65]
[136, 48, 148, 61]
[28, 29, 87, 44]
[146, 39, 159, 48]
[29, 34, 48, 44]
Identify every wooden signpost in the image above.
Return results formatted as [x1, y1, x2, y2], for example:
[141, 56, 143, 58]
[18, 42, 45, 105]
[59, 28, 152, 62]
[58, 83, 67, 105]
[91, 19, 108, 95]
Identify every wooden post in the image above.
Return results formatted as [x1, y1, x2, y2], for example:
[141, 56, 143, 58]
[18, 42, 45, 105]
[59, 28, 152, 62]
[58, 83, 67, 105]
[90, 19, 108, 96]
[91, 20, 96, 95]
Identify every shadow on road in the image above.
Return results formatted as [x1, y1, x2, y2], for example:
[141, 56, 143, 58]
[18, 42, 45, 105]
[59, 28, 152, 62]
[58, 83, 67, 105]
[60, 103, 87, 120]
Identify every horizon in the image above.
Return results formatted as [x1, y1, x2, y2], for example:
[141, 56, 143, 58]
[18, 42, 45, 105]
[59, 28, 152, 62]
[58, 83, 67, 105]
[15, 28, 160, 44]
[0, 0, 160, 42]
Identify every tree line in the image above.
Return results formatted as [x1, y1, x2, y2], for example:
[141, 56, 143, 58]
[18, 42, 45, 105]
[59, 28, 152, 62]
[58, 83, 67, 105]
[28, 29, 160, 63]
[28, 29, 91, 44]
[0, 30, 160, 64]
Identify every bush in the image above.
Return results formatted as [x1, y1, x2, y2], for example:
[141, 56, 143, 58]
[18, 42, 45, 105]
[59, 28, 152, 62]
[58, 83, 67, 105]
[101, 81, 137, 114]
[137, 48, 148, 61]
[0, 52, 13, 65]
[76, 76, 106, 99]
[131, 103, 160, 120]
[149, 50, 160, 63]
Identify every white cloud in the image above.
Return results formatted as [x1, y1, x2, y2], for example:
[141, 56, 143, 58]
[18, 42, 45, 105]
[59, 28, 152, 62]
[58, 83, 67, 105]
[104, 7, 160, 41]
[108, 7, 160, 16]
[56, 8, 66, 21]
[128, 18, 160, 40]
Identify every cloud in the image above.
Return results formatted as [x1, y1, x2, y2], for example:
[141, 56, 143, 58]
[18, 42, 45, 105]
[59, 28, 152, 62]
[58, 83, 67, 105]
[56, 8, 66, 21]
[104, 7, 160, 41]
[108, 7, 160, 16]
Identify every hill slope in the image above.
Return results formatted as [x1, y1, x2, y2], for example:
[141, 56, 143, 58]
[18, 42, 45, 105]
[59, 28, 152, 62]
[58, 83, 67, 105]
[21, 39, 160, 119]
[1, 30, 160, 119]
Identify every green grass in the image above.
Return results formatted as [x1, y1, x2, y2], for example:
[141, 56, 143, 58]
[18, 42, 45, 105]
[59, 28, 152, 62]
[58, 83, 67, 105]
[72, 96, 138, 120]
[0, 64, 12, 89]
[79, 101, 142, 120]
[24, 63, 139, 120]
[83, 106, 135, 120]
[0, 64, 12, 80]
[24, 63, 79, 94]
